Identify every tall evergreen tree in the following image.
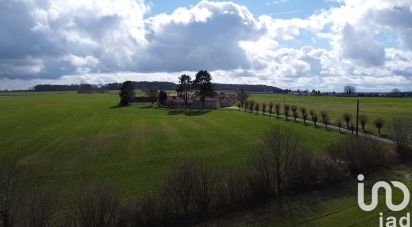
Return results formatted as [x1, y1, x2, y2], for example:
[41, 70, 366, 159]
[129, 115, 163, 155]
[176, 74, 192, 109]
[193, 70, 216, 108]
[119, 81, 135, 106]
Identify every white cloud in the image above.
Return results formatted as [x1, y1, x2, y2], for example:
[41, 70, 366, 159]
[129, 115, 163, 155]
[0, 0, 412, 91]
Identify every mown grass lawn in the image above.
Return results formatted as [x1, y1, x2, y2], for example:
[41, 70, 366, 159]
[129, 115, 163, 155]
[249, 93, 412, 135]
[0, 91, 340, 197]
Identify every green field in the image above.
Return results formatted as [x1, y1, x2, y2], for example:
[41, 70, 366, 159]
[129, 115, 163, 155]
[0, 91, 340, 197]
[2, 91, 412, 226]
[249, 93, 412, 135]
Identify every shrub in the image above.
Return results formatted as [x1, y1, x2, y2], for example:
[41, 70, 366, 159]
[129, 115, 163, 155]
[0, 157, 33, 227]
[249, 126, 300, 198]
[327, 136, 397, 174]
[287, 148, 322, 193]
[69, 183, 120, 227]
[164, 158, 220, 219]
[117, 194, 163, 227]
[317, 155, 349, 184]
[389, 116, 412, 160]
[25, 189, 57, 227]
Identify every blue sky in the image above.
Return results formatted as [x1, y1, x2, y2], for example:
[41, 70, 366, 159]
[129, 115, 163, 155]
[0, 0, 412, 91]
[147, 0, 338, 19]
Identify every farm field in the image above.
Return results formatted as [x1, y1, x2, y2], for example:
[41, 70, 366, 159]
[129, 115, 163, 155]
[0, 91, 340, 197]
[1, 91, 411, 226]
[249, 93, 412, 135]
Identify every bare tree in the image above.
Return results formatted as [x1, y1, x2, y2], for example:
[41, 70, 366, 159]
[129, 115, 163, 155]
[244, 100, 249, 112]
[389, 116, 412, 152]
[249, 100, 255, 113]
[349, 122, 355, 134]
[374, 118, 384, 135]
[249, 126, 300, 198]
[236, 88, 249, 109]
[69, 184, 120, 227]
[268, 102, 274, 116]
[165, 158, 219, 218]
[359, 114, 368, 132]
[275, 103, 281, 119]
[344, 85, 356, 95]
[262, 103, 267, 116]
[284, 104, 290, 121]
[237, 101, 242, 111]
[300, 107, 307, 124]
[320, 111, 329, 129]
[254, 103, 260, 115]
[146, 87, 159, 106]
[313, 113, 318, 127]
[342, 112, 352, 128]
[309, 109, 315, 121]
[25, 189, 57, 227]
[336, 118, 343, 132]
[291, 105, 298, 122]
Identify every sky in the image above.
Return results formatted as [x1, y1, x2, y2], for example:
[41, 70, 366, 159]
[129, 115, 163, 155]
[1, 0, 412, 91]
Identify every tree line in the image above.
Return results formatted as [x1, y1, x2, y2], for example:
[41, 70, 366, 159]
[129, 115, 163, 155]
[32, 82, 286, 93]
[237, 99, 395, 137]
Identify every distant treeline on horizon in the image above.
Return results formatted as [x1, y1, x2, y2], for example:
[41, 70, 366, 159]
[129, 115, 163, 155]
[31, 81, 287, 93]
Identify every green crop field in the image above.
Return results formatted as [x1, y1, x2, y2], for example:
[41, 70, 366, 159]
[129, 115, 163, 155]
[0, 91, 340, 197]
[249, 93, 412, 135]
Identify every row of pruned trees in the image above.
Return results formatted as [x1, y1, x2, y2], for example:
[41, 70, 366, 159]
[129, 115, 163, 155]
[237, 101, 387, 135]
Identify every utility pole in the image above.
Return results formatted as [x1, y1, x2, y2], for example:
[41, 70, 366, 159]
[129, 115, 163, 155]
[356, 99, 359, 135]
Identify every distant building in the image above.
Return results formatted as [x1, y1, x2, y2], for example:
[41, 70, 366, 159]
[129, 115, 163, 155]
[166, 92, 237, 109]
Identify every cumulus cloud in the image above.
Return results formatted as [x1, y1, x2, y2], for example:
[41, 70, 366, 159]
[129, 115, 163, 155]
[0, 0, 412, 91]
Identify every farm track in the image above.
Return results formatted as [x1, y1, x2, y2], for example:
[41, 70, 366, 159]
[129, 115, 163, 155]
[227, 107, 400, 146]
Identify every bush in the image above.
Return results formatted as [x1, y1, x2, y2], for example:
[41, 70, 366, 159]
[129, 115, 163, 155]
[117, 194, 163, 227]
[389, 116, 412, 160]
[287, 148, 322, 193]
[317, 155, 349, 184]
[164, 158, 220, 219]
[249, 126, 301, 198]
[68, 184, 120, 227]
[327, 136, 397, 174]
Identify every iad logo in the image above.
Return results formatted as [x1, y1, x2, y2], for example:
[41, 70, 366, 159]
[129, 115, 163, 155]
[357, 174, 411, 227]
